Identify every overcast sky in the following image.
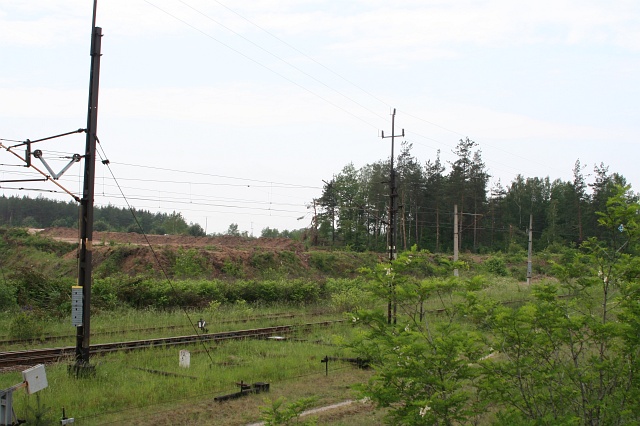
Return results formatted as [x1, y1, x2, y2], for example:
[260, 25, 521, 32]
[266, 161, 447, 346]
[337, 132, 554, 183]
[1, 0, 638, 235]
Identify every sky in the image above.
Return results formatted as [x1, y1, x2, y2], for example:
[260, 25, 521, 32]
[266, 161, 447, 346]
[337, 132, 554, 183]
[0, 0, 638, 235]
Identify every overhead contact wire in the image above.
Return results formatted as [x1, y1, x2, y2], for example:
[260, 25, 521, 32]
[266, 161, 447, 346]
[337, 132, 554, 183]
[95, 137, 216, 365]
[144, 0, 380, 131]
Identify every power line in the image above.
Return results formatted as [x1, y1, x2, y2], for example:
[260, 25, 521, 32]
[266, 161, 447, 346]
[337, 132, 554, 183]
[210, 0, 393, 111]
[143, 0, 380, 131]
[109, 161, 322, 190]
[178, 0, 388, 123]
[96, 137, 217, 365]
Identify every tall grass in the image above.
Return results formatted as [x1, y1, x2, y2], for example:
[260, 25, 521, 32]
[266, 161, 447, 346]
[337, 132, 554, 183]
[0, 323, 356, 425]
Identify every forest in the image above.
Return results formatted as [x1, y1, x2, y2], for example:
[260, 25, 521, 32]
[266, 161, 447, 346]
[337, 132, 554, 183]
[0, 196, 208, 236]
[313, 138, 632, 253]
[0, 137, 633, 254]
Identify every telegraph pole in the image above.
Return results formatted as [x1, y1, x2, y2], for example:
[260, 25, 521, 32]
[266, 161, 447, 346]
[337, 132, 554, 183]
[74, 0, 102, 373]
[527, 214, 533, 285]
[454, 204, 459, 277]
[381, 109, 404, 324]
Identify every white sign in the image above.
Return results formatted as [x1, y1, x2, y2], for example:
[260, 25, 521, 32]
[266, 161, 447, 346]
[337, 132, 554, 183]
[179, 350, 190, 368]
[22, 364, 48, 395]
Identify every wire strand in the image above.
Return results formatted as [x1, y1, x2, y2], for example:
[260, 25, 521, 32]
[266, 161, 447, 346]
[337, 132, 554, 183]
[95, 137, 217, 365]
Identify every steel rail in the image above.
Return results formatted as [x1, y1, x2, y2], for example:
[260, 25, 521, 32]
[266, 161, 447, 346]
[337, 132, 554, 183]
[0, 320, 344, 368]
[0, 312, 302, 346]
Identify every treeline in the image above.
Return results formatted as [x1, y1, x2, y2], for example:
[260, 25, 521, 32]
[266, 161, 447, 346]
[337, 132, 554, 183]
[0, 196, 207, 236]
[314, 138, 632, 252]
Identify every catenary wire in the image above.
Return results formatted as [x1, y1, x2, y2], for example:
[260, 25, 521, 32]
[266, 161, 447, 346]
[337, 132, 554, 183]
[210, 0, 393, 111]
[143, 0, 381, 131]
[95, 136, 216, 364]
[179, 0, 388, 123]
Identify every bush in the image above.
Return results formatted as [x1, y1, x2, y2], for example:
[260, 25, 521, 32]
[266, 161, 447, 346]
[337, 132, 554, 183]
[10, 267, 71, 316]
[9, 310, 45, 340]
[92, 278, 120, 310]
[483, 256, 508, 276]
[0, 277, 17, 311]
[331, 286, 370, 312]
[174, 248, 208, 278]
[308, 252, 337, 273]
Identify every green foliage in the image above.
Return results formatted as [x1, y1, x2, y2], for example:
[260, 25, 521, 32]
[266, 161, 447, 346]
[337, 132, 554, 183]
[95, 246, 137, 277]
[259, 396, 317, 425]
[0, 274, 17, 311]
[0, 196, 205, 235]
[25, 394, 54, 426]
[221, 259, 244, 278]
[327, 278, 371, 313]
[483, 255, 508, 276]
[173, 248, 208, 278]
[10, 267, 71, 315]
[9, 309, 45, 340]
[350, 185, 640, 425]
[308, 252, 337, 273]
[250, 250, 276, 269]
[92, 277, 120, 310]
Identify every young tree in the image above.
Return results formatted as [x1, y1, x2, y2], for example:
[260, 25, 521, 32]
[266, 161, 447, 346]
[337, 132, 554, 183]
[482, 184, 640, 424]
[351, 251, 485, 425]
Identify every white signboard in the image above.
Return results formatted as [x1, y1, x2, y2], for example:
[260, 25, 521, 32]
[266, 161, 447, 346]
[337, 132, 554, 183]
[179, 350, 190, 368]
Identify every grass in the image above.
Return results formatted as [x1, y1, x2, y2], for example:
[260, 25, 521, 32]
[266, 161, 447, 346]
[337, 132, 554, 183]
[0, 322, 364, 425]
[0, 303, 346, 350]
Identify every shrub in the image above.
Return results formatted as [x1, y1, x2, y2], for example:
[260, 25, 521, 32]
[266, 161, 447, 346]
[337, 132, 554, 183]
[483, 256, 508, 276]
[10, 267, 70, 315]
[221, 260, 244, 278]
[92, 278, 119, 310]
[331, 286, 370, 312]
[250, 250, 276, 269]
[0, 277, 17, 311]
[308, 252, 337, 273]
[174, 248, 208, 278]
[9, 309, 45, 340]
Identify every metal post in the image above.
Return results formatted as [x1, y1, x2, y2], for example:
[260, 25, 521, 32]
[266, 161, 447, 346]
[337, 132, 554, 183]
[527, 214, 533, 285]
[381, 109, 404, 324]
[75, 0, 101, 372]
[454, 204, 459, 277]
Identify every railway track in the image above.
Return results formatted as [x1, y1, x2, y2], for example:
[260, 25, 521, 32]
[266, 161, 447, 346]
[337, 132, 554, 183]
[0, 311, 314, 346]
[0, 320, 344, 368]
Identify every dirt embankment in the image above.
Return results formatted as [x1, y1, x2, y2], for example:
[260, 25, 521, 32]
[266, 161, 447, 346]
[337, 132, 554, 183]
[36, 227, 311, 278]
[37, 227, 303, 251]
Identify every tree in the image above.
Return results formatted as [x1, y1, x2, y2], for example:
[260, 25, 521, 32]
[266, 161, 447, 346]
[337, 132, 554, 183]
[481, 184, 640, 424]
[226, 223, 240, 236]
[447, 138, 489, 252]
[572, 158, 589, 243]
[351, 251, 484, 425]
[261, 227, 281, 238]
[424, 150, 446, 252]
[187, 223, 206, 237]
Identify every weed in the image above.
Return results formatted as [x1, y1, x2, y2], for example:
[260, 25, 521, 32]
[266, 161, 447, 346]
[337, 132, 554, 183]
[174, 248, 208, 278]
[221, 259, 244, 278]
[260, 396, 318, 425]
[483, 256, 508, 276]
[9, 309, 44, 341]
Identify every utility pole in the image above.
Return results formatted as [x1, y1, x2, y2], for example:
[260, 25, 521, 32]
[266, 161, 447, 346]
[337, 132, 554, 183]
[527, 214, 533, 285]
[74, 0, 102, 374]
[454, 204, 459, 277]
[381, 109, 404, 324]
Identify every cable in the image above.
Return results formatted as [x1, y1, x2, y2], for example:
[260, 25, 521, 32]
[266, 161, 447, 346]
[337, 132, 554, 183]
[109, 161, 321, 190]
[210, 0, 393, 111]
[95, 137, 216, 366]
[143, 0, 380, 131]
[179, 0, 388, 123]
[170, 0, 568, 177]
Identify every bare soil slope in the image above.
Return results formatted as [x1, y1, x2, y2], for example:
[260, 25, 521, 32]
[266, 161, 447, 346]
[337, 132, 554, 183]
[38, 227, 303, 251]
[37, 227, 310, 278]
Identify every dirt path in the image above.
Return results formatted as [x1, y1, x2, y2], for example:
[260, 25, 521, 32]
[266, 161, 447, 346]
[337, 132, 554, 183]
[245, 400, 359, 426]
